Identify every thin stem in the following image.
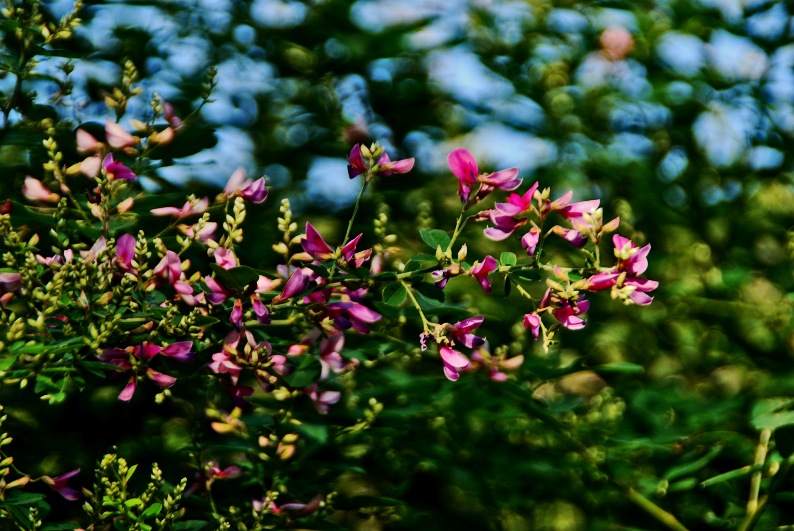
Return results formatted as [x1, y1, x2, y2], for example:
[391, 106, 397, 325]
[445, 204, 470, 254]
[400, 279, 431, 333]
[341, 180, 369, 249]
[739, 428, 774, 531]
[626, 488, 690, 531]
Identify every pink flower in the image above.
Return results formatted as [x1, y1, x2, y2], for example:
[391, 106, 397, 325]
[448, 148, 521, 204]
[521, 227, 541, 256]
[273, 268, 311, 303]
[224, 168, 268, 204]
[178, 221, 217, 244]
[301, 222, 335, 261]
[150, 197, 208, 217]
[347, 144, 368, 178]
[539, 289, 590, 330]
[116, 234, 136, 272]
[213, 247, 238, 269]
[483, 183, 539, 240]
[76, 129, 99, 153]
[470, 255, 498, 293]
[440, 345, 470, 381]
[551, 225, 588, 247]
[347, 144, 414, 179]
[325, 301, 381, 334]
[375, 151, 415, 176]
[611, 234, 658, 305]
[305, 384, 341, 414]
[22, 176, 60, 203]
[42, 469, 81, 501]
[100, 341, 194, 401]
[444, 316, 485, 349]
[102, 154, 136, 180]
[613, 234, 650, 276]
[523, 313, 541, 340]
[105, 119, 138, 150]
[152, 251, 193, 295]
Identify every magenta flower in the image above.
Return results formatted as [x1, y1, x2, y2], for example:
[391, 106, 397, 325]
[470, 255, 498, 293]
[612, 234, 658, 305]
[273, 267, 311, 303]
[521, 227, 540, 256]
[102, 154, 136, 180]
[439, 345, 470, 381]
[483, 183, 540, 240]
[116, 233, 136, 272]
[151, 251, 193, 295]
[305, 384, 341, 414]
[224, 168, 268, 204]
[347, 144, 414, 179]
[582, 271, 620, 292]
[347, 144, 368, 178]
[301, 222, 336, 261]
[448, 148, 521, 204]
[100, 341, 195, 401]
[552, 225, 588, 248]
[613, 234, 650, 276]
[42, 468, 81, 501]
[539, 289, 590, 330]
[325, 301, 381, 333]
[375, 151, 415, 176]
[150, 197, 208, 217]
[214, 247, 238, 269]
[523, 313, 541, 340]
[444, 316, 486, 349]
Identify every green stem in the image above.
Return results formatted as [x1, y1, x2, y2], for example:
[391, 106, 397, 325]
[445, 205, 470, 254]
[400, 279, 431, 333]
[626, 488, 690, 531]
[341, 180, 369, 249]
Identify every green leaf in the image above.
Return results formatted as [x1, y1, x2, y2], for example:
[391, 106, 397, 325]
[140, 502, 162, 519]
[124, 464, 138, 484]
[295, 424, 329, 444]
[591, 362, 645, 375]
[751, 398, 794, 430]
[124, 498, 142, 508]
[382, 282, 407, 307]
[42, 524, 82, 530]
[209, 265, 260, 291]
[499, 251, 517, 267]
[413, 282, 444, 303]
[419, 229, 451, 251]
[284, 356, 321, 388]
[0, 492, 47, 506]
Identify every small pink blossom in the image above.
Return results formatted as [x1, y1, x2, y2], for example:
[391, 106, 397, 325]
[213, 247, 238, 269]
[440, 345, 470, 381]
[305, 384, 341, 414]
[105, 119, 138, 150]
[224, 168, 268, 204]
[102, 154, 136, 180]
[22, 176, 60, 203]
[448, 148, 521, 204]
[521, 227, 541, 256]
[150, 197, 208, 217]
[523, 313, 541, 340]
[42, 469, 81, 501]
[470, 255, 498, 293]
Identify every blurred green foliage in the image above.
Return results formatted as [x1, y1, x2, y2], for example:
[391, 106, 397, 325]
[1, 0, 794, 530]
